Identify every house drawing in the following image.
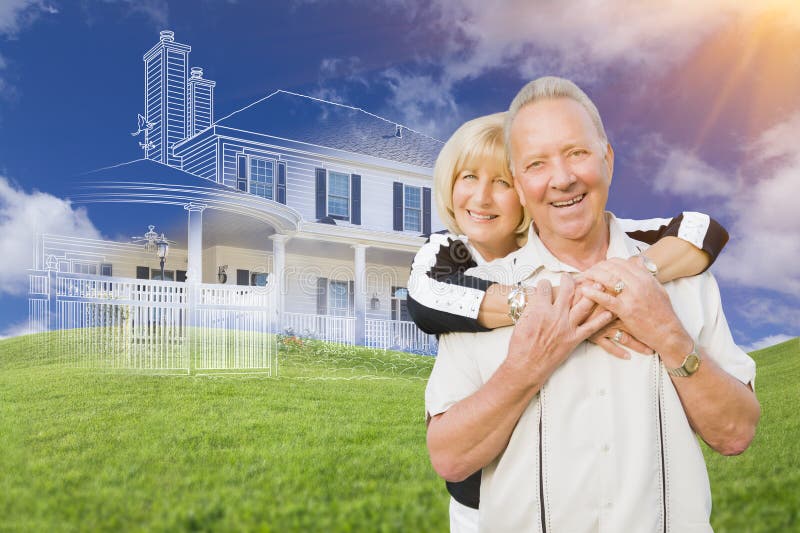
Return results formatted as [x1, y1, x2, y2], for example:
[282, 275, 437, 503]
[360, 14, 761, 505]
[29, 30, 443, 371]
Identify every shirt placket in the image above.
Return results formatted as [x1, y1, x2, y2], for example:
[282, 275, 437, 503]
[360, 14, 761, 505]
[595, 349, 616, 532]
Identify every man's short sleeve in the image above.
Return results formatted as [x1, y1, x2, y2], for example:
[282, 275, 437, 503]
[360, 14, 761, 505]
[425, 332, 483, 418]
[696, 273, 756, 386]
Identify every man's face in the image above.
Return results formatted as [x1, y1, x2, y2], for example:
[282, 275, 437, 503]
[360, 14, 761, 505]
[509, 97, 613, 245]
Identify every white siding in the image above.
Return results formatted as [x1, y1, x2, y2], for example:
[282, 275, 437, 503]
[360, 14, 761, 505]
[217, 137, 445, 234]
[181, 136, 217, 179]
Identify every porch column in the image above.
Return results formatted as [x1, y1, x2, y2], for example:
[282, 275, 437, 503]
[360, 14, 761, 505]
[352, 244, 368, 346]
[269, 234, 290, 333]
[184, 203, 207, 283]
[184, 203, 206, 336]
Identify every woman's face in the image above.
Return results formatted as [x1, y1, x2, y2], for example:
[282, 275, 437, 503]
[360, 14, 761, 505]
[451, 160, 523, 261]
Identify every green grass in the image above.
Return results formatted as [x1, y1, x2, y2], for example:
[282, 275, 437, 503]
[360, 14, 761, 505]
[1, 334, 798, 532]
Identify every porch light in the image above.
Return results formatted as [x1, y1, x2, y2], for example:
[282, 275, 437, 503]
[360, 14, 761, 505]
[45, 255, 59, 271]
[217, 265, 228, 284]
[156, 234, 169, 280]
[370, 293, 380, 310]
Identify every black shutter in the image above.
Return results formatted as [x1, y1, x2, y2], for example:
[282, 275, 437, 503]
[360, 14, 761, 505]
[393, 181, 403, 231]
[348, 280, 355, 316]
[315, 168, 327, 219]
[237, 155, 248, 192]
[236, 269, 250, 286]
[176, 270, 187, 283]
[350, 174, 361, 225]
[317, 277, 328, 315]
[277, 161, 287, 204]
[423, 186, 432, 235]
[136, 266, 149, 280]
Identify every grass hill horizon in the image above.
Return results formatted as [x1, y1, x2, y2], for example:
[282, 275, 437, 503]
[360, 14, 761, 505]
[1, 333, 797, 532]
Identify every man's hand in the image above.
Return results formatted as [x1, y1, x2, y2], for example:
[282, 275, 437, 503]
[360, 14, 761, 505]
[571, 272, 654, 359]
[579, 258, 690, 359]
[426, 273, 614, 482]
[508, 274, 614, 383]
[579, 258, 760, 456]
[589, 318, 655, 359]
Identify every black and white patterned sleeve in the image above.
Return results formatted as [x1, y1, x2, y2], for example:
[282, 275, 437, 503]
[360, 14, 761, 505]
[407, 233, 493, 335]
[617, 211, 729, 268]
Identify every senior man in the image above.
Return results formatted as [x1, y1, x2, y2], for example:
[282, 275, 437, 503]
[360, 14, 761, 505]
[425, 76, 760, 532]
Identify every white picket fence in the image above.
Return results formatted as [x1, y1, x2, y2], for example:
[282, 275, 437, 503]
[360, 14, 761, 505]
[29, 272, 276, 373]
[28, 271, 438, 372]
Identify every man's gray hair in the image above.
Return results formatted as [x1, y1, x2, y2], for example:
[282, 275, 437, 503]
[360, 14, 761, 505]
[504, 76, 608, 171]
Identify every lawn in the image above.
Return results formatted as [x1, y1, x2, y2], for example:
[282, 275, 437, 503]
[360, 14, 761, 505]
[0, 334, 797, 532]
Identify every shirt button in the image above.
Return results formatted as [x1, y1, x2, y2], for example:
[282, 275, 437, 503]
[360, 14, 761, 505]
[605, 501, 613, 509]
[598, 388, 606, 397]
[601, 444, 610, 453]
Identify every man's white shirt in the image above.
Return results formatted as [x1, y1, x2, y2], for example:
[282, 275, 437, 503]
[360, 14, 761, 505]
[425, 213, 756, 533]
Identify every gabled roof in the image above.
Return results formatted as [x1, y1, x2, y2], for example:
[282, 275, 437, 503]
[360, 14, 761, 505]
[215, 90, 444, 168]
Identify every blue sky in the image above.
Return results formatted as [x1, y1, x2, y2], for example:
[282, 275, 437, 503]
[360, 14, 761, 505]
[1, 0, 798, 349]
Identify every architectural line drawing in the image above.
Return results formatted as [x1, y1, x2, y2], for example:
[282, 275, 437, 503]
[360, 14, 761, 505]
[29, 30, 443, 373]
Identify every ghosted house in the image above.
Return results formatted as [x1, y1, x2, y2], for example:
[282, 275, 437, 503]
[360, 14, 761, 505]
[29, 31, 442, 370]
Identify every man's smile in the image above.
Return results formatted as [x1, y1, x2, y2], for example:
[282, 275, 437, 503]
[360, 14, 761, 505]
[550, 193, 586, 208]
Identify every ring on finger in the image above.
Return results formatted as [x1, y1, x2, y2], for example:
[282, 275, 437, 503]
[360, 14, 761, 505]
[613, 281, 625, 294]
[613, 329, 624, 343]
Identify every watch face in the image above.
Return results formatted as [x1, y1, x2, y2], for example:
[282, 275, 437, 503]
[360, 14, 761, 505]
[685, 353, 701, 374]
[642, 256, 658, 276]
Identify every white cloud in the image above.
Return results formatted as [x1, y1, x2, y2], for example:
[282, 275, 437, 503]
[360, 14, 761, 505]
[369, 0, 800, 135]
[0, 317, 41, 339]
[309, 56, 369, 104]
[0, 177, 102, 296]
[646, 113, 800, 296]
[0, 0, 57, 37]
[382, 68, 459, 137]
[81, 1, 169, 30]
[652, 144, 736, 199]
[739, 334, 796, 353]
[118, 0, 169, 29]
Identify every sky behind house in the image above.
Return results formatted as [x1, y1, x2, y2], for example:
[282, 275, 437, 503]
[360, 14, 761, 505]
[0, 0, 798, 350]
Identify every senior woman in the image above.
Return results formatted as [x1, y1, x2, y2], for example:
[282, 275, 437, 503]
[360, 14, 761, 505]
[407, 112, 729, 532]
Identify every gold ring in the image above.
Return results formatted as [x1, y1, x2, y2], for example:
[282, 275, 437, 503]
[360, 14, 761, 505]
[613, 281, 625, 294]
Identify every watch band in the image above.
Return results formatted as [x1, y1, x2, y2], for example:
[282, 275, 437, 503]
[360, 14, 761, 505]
[507, 284, 526, 324]
[666, 345, 701, 377]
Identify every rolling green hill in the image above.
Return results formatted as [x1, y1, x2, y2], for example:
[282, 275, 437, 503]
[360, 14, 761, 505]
[0, 334, 797, 532]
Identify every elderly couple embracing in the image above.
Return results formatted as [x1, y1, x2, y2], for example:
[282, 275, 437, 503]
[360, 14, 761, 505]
[406, 77, 759, 532]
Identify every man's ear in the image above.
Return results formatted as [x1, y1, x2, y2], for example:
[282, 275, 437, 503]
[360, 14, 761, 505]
[604, 143, 615, 181]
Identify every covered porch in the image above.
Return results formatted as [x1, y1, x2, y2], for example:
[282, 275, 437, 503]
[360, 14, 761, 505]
[30, 161, 436, 370]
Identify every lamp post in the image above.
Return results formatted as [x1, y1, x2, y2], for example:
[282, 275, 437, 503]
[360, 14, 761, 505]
[156, 234, 170, 280]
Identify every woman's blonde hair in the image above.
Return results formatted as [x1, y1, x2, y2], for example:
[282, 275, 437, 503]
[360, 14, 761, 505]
[433, 112, 530, 240]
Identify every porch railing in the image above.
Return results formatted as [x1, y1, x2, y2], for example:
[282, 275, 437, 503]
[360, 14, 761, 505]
[365, 319, 437, 354]
[283, 312, 355, 345]
[28, 272, 438, 371]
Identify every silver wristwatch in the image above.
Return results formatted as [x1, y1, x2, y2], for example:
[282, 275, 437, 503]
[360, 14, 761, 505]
[640, 254, 658, 277]
[666, 345, 701, 377]
[507, 284, 527, 324]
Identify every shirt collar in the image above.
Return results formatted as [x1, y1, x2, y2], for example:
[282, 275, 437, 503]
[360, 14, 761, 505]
[514, 212, 642, 277]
